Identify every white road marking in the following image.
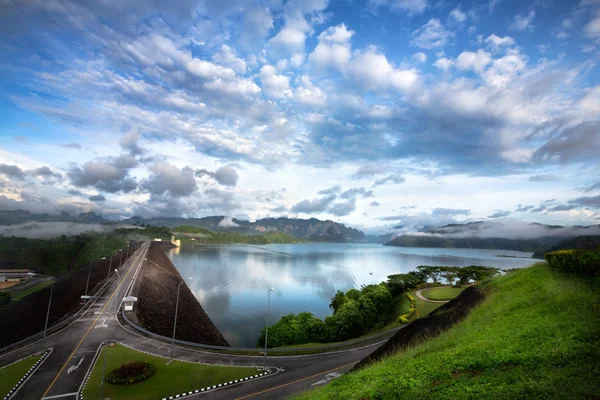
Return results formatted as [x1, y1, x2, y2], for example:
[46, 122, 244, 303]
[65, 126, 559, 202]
[41, 393, 79, 399]
[311, 372, 342, 386]
[67, 356, 85, 374]
[94, 319, 108, 329]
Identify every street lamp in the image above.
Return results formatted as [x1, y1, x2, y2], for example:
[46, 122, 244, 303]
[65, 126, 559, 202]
[107, 251, 113, 280]
[43, 278, 55, 344]
[263, 288, 274, 371]
[170, 277, 193, 360]
[84, 260, 93, 301]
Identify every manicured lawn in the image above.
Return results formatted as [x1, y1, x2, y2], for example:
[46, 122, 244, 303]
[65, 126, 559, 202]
[9, 281, 54, 300]
[0, 355, 41, 398]
[296, 263, 600, 399]
[421, 286, 465, 301]
[83, 344, 257, 400]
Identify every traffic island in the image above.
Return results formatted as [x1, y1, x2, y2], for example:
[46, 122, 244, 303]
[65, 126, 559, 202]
[1, 350, 51, 400]
[81, 343, 259, 400]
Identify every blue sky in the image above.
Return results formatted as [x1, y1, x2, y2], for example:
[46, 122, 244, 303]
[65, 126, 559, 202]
[0, 0, 599, 234]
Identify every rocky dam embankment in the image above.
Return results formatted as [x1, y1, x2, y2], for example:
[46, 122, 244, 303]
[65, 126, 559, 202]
[130, 241, 229, 347]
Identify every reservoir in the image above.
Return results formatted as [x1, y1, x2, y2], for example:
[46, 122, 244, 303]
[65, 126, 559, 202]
[168, 243, 534, 347]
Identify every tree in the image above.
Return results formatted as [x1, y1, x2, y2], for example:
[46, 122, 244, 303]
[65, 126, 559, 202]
[386, 273, 423, 295]
[329, 290, 346, 313]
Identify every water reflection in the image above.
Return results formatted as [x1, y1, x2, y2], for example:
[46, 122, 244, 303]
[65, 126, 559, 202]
[168, 243, 533, 347]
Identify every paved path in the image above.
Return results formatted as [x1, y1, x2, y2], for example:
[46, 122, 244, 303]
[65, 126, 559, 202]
[0, 241, 393, 400]
[415, 288, 450, 303]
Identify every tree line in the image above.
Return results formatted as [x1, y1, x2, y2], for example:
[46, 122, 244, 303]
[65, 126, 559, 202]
[257, 265, 500, 348]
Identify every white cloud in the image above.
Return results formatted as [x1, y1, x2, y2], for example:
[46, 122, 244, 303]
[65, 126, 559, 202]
[268, 17, 311, 54]
[295, 75, 327, 106]
[433, 57, 454, 70]
[412, 52, 427, 63]
[485, 34, 515, 50]
[456, 50, 492, 72]
[510, 10, 536, 31]
[449, 6, 467, 23]
[482, 52, 528, 87]
[309, 24, 354, 71]
[212, 45, 247, 74]
[584, 17, 600, 38]
[185, 58, 236, 80]
[240, 7, 274, 50]
[347, 46, 420, 92]
[259, 65, 293, 98]
[411, 19, 454, 49]
[290, 53, 306, 68]
[368, 0, 428, 14]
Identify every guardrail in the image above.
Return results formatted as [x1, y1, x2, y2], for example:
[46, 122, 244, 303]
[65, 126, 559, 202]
[0, 251, 136, 355]
[120, 307, 401, 353]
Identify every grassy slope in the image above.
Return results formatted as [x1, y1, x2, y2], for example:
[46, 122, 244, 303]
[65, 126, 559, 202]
[9, 280, 54, 300]
[0, 356, 41, 398]
[83, 344, 256, 400]
[422, 286, 465, 301]
[297, 263, 600, 399]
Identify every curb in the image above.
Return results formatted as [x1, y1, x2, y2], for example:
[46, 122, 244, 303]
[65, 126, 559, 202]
[2, 349, 51, 400]
[161, 370, 271, 400]
[78, 341, 106, 400]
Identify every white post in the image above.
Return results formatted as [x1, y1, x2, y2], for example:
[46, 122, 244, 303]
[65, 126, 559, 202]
[107, 251, 113, 280]
[263, 288, 274, 371]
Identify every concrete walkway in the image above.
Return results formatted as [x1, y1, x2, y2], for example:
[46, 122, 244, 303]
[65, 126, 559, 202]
[415, 288, 450, 303]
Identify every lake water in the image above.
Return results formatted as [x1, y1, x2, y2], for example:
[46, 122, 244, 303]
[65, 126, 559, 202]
[167, 243, 534, 347]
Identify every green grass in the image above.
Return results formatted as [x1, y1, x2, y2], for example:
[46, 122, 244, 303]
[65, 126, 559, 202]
[83, 344, 257, 400]
[0, 355, 41, 398]
[421, 286, 465, 301]
[296, 263, 600, 399]
[7, 281, 54, 300]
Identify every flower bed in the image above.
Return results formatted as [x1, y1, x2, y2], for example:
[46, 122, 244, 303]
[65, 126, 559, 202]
[106, 361, 156, 385]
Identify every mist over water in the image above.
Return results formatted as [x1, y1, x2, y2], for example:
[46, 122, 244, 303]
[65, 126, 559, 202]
[168, 243, 534, 348]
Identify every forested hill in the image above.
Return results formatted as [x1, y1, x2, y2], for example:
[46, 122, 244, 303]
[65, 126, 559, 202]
[124, 216, 367, 243]
[384, 235, 565, 255]
[531, 235, 600, 258]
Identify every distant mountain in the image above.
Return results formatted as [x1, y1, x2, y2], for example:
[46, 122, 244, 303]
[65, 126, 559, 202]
[123, 216, 367, 243]
[531, 235, 600, 258]
[0, 209, 109, 225]
[384, 235, 562, 254]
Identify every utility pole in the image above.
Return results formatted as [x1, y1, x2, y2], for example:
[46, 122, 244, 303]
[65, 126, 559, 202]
[85, 260, 92, 301]
[43, 279, 54, 344]
[107, 251, 113, 280]
[263, 288, 274, 371]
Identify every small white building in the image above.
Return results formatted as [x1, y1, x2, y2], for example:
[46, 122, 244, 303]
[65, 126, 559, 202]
[123, 296, 137, 311]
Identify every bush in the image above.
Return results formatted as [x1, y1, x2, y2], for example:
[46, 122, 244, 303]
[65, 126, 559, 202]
[406, 294, 415, 302]
[545, 249, 600, 276]
[398, 316, 409, 324]
[106, 361, 156, 385]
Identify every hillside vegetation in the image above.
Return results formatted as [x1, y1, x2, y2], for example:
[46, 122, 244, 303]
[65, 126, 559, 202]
[298, 263, 600, 399]
[173, 225, 304, 244]
[532, 235, 600, 258]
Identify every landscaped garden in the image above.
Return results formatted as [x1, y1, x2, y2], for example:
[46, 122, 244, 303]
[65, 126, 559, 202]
[82, 344, 257, 400]
[421, 286, 465, 301]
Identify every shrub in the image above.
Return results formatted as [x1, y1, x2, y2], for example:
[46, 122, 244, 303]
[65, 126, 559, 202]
[106, 361, 156, 385]
[398, 316, 409, 324]
[545, 249, 600, 276]
[406, 294, 415, 302]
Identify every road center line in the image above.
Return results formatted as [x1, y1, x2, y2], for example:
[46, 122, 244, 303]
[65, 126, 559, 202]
[41, 392, 79, 399]
[41, 244, 145, 398]
[234, 361, 357, 400]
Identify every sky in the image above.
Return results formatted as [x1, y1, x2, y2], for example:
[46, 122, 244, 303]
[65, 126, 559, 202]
[0, 0, 599, 234]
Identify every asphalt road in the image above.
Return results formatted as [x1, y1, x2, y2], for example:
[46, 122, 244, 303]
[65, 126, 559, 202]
[1, 241, 390, 400]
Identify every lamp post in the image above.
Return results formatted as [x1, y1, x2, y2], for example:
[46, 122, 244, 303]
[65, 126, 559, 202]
[84, 260, 92, 301]
[43, 278, 55, 343]
[107, 251, 113, 280]
[263, 288, 274, 371]
[171, 277, 193, 360]
[118, 249, 123, 270]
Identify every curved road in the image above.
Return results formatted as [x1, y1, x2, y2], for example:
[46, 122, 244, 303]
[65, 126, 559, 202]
[415, 288, 450, 303]
[0, 242, 390, 400]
